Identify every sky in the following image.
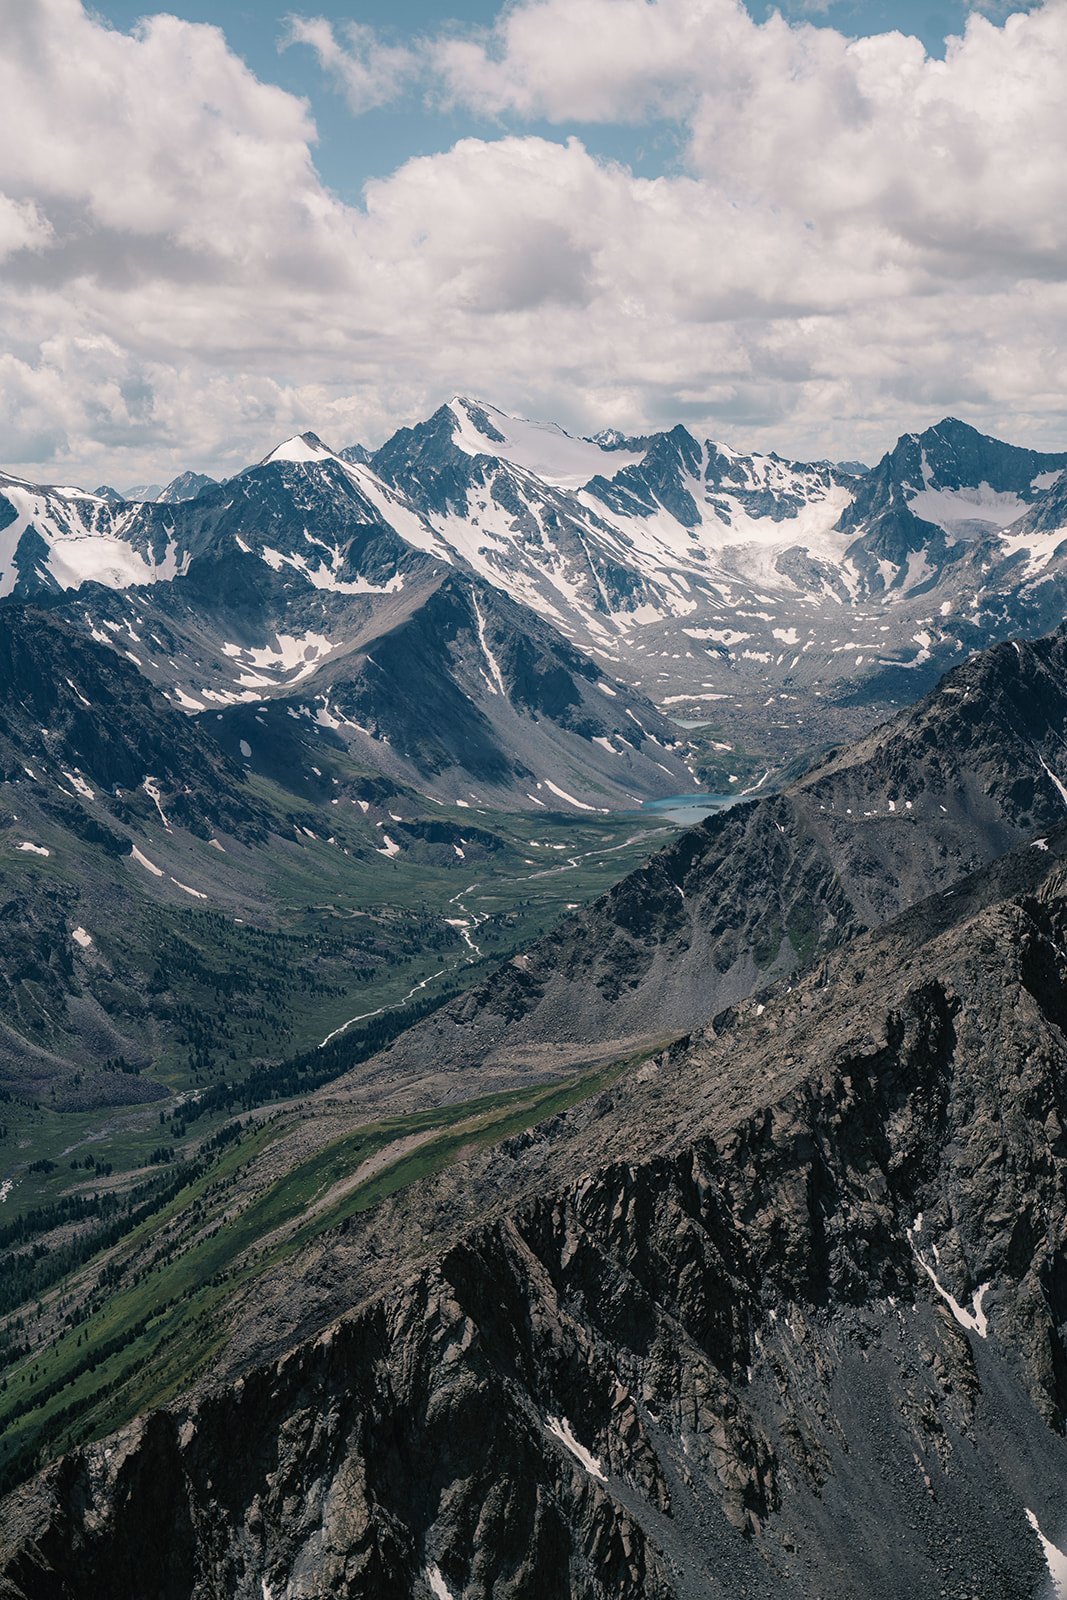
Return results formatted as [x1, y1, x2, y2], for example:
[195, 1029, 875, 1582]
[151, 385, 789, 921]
[0, 0, 1062, 485]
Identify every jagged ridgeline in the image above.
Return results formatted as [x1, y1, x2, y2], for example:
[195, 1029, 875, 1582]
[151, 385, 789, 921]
[3, 403, 1067, 761]
[3, 618, 1067, 1597]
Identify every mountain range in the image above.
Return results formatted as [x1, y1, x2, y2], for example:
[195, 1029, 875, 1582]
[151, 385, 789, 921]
[3, 405, 1067, 808]
[3, 404, 1067, 1597]
[4, 618, 1067, 1597]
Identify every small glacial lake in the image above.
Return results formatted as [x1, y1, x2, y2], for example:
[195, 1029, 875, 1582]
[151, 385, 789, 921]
[634, 793, 737, 824]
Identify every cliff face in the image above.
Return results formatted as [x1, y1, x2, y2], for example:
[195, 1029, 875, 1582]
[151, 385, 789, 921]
[5, 834, 1067, 1600]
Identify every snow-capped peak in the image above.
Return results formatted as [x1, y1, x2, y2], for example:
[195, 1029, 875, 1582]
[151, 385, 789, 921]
[261, 432, 336, 467]
[586, 427, 634, 450]
[445, 396, 646, 490]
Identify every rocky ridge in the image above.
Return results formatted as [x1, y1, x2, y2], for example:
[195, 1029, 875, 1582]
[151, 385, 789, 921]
[371, 626, 1067, 1082]
[3, 824, 1067, 1598]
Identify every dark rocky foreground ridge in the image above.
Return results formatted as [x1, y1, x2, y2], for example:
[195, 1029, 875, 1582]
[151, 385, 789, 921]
[4, 823, 1067, 1597]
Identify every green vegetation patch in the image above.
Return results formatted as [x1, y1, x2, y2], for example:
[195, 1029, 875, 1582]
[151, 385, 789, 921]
[0, 1049, 648, 1492]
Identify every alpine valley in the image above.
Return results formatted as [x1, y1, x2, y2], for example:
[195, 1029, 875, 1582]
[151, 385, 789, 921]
[2, 400, 1067, 1599]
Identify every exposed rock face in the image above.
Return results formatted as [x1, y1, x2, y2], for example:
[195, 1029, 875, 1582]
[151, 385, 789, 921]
[4, 833, 1067, 1598]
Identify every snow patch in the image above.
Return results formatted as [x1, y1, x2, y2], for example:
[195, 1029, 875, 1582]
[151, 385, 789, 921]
[16, 841, 49, 857]
[425, 1566, 456, 1600]
[221, 631, 334, 684]
[662, 692, 729, 705]
[129, 845, 164, 877]
[64, 677, 92, 708]
[1025, 1509, 1067, 1597]
[61, 769, 94, 801]
[142, 777, 171, 831]
[448, 396, 643, 489]
[543, 779, 596, 812]
[908, 1223, 989, 1337]
[171, 877, 208, 900]
[471, 591, 507, 697]
[341, 461, 448, 559]
[907, 481, 1028, 534]
[546, 1415, 606, 1481]
[71, 926, 93, 949]
[171, 687, 206, 711]
[261, 540, 405, 596]
[1040, 757, 1067, 809]
[262, 433, 334, 466]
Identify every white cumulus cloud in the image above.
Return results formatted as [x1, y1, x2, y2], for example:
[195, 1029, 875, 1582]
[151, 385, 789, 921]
[0, 0, 1064, 484]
